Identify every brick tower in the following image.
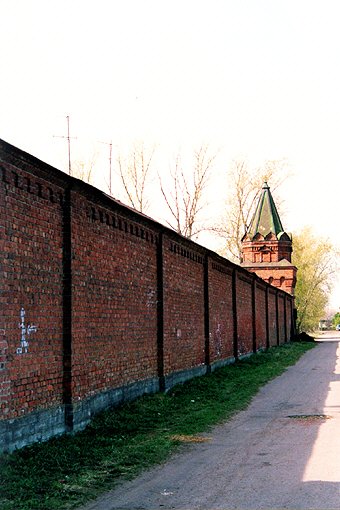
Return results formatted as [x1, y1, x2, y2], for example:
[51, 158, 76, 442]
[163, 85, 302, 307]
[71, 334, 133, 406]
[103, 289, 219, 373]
[240, 182, 297, 295]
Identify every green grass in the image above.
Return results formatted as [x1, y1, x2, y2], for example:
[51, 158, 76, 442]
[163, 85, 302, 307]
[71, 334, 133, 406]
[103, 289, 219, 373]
[0, 342, 315, 510]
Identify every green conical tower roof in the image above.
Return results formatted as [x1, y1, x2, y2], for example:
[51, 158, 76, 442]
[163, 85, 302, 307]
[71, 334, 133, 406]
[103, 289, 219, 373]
[248, 182, 284, 238]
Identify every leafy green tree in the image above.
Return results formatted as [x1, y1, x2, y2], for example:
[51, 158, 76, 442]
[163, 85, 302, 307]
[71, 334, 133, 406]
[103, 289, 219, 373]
[332, 312, 340, 329]
[292, 227, 337, 332]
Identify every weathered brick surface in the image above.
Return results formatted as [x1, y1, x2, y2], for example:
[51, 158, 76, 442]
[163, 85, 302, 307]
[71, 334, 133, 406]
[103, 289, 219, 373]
[237, 274, 254, 355]
[208, 260, 234, 363]
[71, 192, 159, 400]
[286, 298, 293, 339]
[0, 139, 296, 452]
[255, 282, 267, 350]
[268, 289, 278, 346]
[278, 294, 286, 344]
[0, 159, 64, 424]
[163, 238, 205, 375]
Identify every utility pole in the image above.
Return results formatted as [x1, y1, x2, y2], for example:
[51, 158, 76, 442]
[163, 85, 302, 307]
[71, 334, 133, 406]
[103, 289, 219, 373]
[99, 140, 113, 194]
[53, 115, 77, 176]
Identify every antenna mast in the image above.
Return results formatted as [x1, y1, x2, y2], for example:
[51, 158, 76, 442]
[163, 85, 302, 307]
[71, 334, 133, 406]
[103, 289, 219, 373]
[66, 115, 71, 175]
[99, 140, 113, 194]
[53, 115, 77, 176]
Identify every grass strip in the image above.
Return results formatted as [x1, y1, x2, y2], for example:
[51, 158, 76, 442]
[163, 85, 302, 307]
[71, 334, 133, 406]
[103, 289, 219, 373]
[0, 342, 315, 510]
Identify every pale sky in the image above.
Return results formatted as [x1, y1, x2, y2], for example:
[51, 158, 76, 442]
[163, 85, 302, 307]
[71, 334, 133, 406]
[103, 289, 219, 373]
[1, 0, 340, 308]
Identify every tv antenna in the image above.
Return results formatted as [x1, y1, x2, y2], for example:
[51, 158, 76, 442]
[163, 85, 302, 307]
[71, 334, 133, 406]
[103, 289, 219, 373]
[99, 140, 113, 194]
[53, 115, 77, 176]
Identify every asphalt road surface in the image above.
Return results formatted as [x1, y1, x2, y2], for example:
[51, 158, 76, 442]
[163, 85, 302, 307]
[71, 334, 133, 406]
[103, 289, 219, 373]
[79, 334, 340, 510]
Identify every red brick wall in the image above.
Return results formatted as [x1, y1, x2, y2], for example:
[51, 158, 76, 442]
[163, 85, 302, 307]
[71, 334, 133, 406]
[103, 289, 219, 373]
[268, 289, 278, 346]
[286, 298, 293, 339]
[71, 192, 159, 400]
[255, 283, 267, 350]
[237, 274, 254, 355]
[278, 294, 286, 344]
[245, 266, 297, 296]
[163, 239, 205, 375]
[0, 160, 64, 421]
[208, 261, 234, 362]
[0, 139, 296, 451]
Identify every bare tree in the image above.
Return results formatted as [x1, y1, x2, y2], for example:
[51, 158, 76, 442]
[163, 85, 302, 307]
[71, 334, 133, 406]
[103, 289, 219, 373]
[214, 158, 290, 262]
[72, 152, 98, 185]
[117, 142, 155, 213]
[159, 145, 216, 239]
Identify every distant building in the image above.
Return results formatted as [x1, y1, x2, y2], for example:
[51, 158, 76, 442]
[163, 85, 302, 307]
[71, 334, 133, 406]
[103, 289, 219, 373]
[241, 182, 297, 295]
[318, 319, 332, 330]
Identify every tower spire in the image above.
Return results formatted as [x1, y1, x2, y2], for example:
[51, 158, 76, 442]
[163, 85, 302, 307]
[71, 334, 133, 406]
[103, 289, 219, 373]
[248, 182, 284, 239]
[241, 182, 297, 295]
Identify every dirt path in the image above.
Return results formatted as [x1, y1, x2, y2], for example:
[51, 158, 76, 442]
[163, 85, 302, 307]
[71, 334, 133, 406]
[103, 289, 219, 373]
[79, 336, 340, 510]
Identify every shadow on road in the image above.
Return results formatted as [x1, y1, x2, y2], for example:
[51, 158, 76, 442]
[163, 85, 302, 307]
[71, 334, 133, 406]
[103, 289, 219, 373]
[79, 337, 340, 510]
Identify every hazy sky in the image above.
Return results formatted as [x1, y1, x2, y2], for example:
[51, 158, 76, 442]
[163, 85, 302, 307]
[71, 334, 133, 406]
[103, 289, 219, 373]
[1, 0, 340, 306]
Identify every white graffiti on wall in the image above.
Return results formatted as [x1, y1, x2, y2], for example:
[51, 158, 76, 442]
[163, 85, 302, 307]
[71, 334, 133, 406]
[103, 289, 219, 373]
[214, 323, 222, 357]
[17, 307, 37, 354]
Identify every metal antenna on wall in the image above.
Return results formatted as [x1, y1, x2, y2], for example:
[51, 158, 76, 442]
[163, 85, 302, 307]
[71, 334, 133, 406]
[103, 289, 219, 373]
[53, 115, 77, 176]
[99, 140, 113, 194]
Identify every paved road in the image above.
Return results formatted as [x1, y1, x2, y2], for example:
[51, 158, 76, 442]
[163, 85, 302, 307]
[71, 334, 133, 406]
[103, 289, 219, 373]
[80, 335, 340, 510]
